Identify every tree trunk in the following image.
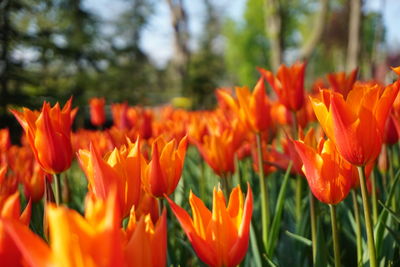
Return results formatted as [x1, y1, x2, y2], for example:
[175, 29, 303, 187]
[346, 0, 362, 72]
[264, 0, 282, 72]
[166, 0, 190, 95]
[298, 0, 329, 62]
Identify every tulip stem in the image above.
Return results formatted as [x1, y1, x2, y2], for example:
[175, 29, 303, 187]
[221, 174, 231, 199]
[351, 189, 362, 266]
[329, 204, 341, 267]
[388, 145, 396, 211]
[295, 175, 303, 225]
[53, 173, 62, 205]
[309, 190, 317, 264]
[255, 132, 269, 252]
[357, 166, 377, 267]
[371, 171, 378, 225]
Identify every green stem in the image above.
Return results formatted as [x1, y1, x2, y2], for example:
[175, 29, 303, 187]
[351, 190, 362, 266]
[53, 173, 62, 205]
[388, 145, 396, 211]
[221, 173, 231, 199]
[295, 176, 303, 224]
[256, 132, 269, 252]
[200, 159, 206, 200]
[309, 190, 317, 264]
[371, 171, 378, 225]
[291, 110, 298, 139]
[329, 204, 341, 267]
[357, 166, 377, 267]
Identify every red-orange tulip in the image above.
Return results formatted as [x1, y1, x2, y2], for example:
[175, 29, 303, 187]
[3, 191, 124, 267]
[327, 69, 358, 99]
[78, 139, 142, 217]
[124, 208, 167, 267]
[236, 78, 271, 133]
[167, 184, 253, 267]
[259, 62, 306, 111]
[195, 128, 237, 177]
[311, 82, 400, 166]
[89, 97, 106, 126]
[294, 138, 354, 204]
[142, 135, 187, 198]
[11, 98, 77, 174]
[0, 192, 31, 267]
[392, 66, 400, 76]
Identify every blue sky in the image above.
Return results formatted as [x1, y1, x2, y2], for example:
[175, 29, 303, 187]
[83, 0, 400, 66]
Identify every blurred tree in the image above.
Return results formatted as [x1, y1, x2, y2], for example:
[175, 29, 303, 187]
[89, 0, 161, 105]
[0, 0, 37, 112]
[187, 0, 226, 109]
[223, 0, 269, 86]
[165, 0, 190, 97]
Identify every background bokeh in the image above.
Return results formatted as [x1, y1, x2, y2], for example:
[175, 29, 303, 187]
[1, 0, 400, 128]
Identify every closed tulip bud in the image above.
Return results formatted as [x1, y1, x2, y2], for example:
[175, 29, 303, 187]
[294, 138, 354, 204]
[10, 98, 77, 174]
[142, 135, 187, 198]
[259, 62, 306, 111]
[89, 97, 106, 126]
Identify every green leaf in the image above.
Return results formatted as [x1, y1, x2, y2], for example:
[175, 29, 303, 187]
[250, 222, 263, 267]
[267, 162, 292, 256]
[379, 200, 400, 224]
[285, 230, 312, 247]
[374, 168, 400, 255]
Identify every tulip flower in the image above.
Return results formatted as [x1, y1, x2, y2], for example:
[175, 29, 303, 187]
[124, 208, 167, 267]
[3, 190, 124, 267]
[236, 79, 271, 133]
[0, 192, 31, 267]
[167, 184, 253, 267]
[10, 98, 77, 174]
[327, 69, 358, 99]
[111, 102, 131, 129]
[259, 62, 306, 111]
[142, 135, 187, 198]
[217, 79, 271, 133]
[311, 81, 400, 166]
[294, 138, 354, 204]
[89, 97, 106, 126]
[78, 139, 142, 217]
[194, 127, 237, 177]
[0, 128, 11, 164]
[392, 66, 400, 76]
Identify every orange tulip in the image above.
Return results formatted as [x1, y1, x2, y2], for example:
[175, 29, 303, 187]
[78, 139, 142, 217]
[259, 62, 306, 111]
[10, 98, 77, 174]
[311, 81, 400, 166]
[217, 79, 271, 133]
[0, 164, 18, 204]
[142, 135, 187, 198]
[194, 128, 237, 177]
[0, 128, 11, 164]
[236, 78, 271, 133]
[167, 184, 253, 267]
[89, 97, 106, 126]
[392, 66, 400, 76]
[0, 192, 31, 267]
[124, 208, 167, 267]
[3, 191, 124, 267]
[327, 69, 358, 99]
[111, 102, 131, 129]
[294, 138, 354, 204]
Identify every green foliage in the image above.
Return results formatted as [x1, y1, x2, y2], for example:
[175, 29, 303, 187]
[223, 0, 269, 87]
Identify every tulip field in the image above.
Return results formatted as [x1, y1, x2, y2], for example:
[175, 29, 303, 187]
[2, 64, 400, 267]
